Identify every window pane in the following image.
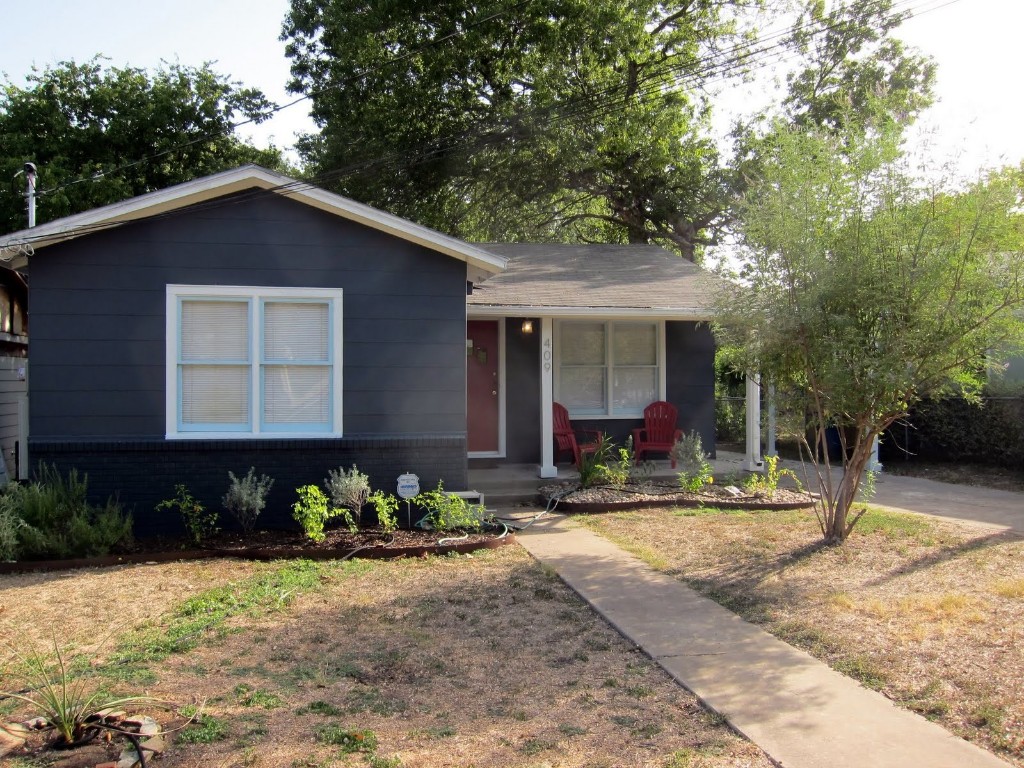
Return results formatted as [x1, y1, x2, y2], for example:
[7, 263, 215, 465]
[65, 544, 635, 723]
[264, 366, 330, 425]
[612, 368, 657, 414]
[181, 301, 248, 361]
[264, 302, 329, 361]
[561, 323, 605, 365]
[561, 367, 606, 411]
[181, 365, 249, 424]
[614, 323, 657, 365]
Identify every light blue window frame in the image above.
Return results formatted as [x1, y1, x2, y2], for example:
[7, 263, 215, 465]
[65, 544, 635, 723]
[177, 296, 253, 433]
[258, 298, 334, 434]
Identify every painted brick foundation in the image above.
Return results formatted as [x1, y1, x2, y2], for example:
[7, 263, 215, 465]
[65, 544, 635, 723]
[29, 435, 468, 538]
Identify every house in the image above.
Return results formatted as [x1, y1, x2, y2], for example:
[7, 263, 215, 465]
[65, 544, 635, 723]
[0, 166, 721, 536]
[0, 267, 28, 482]
[465, 243, 718, 474]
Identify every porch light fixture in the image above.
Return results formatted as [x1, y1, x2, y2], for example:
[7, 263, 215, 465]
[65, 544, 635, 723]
[521, 319, 534, 335]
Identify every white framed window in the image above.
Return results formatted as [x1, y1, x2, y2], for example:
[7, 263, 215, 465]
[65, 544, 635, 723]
[166, 285, 343, 438]
[556, 320, 663, 417]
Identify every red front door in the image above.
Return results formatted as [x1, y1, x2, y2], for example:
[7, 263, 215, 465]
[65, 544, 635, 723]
[467, 320, 500, 453]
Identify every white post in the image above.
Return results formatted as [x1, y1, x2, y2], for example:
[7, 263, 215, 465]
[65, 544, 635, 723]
[538, 316, 557, 478]
[744, 373, 764, 472]
[868, 435, 882, 473]
[766, 382, 777, 457]
[17, 393, 28, 481]
[25, 163, 37, 229]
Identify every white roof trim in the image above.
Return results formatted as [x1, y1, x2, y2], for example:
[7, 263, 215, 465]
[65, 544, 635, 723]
[466, 305, 715, 320]
[0, 165, 506, 274]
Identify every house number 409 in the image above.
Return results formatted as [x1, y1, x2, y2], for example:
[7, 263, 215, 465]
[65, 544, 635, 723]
[542, 338, 552, 372]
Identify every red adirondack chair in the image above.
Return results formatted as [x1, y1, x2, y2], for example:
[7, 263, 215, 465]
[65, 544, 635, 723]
[553, 402, 603, 467]
[632, 401, 683, 467]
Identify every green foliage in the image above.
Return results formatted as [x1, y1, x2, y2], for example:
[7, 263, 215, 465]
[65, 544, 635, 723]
[315, 724, 378, 753]
[0, 463, 133, 560]
[178, 706, 228, 744]
[576, 435, 616, 489]
[671, 433, 713, 492]
[291, 485, 341, 542]
[0, 58, 287, 232]
[718, 122, 1024, 542]
[223, 468, 274, 533]
[112, 560, 332, 666]
[156, 483, 218, 546]
[325, 465, 370, 524]
[283, 1, 929, 260]
[413, 481, 487, 531]
[0, 637, 159, 746]
[897, 392, 1024, 469]
[234, 683, 283, 709]
[743, 455, 803, 497]
[367, 490, 400, 533]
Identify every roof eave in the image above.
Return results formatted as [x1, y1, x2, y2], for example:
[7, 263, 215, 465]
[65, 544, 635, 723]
[0, 165, 506, 275]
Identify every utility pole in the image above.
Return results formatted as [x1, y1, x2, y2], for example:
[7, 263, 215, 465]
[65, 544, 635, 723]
[24, 162, 37, 228]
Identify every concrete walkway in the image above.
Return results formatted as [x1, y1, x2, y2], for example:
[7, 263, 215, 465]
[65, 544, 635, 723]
[518, 514, 1014, 768]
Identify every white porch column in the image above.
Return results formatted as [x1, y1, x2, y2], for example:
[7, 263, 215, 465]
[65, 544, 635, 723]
[538, 316, 557, 478]
[744, 373, 764, 472]
[766, 382, 777, 457]
[868, 435, 882, 473]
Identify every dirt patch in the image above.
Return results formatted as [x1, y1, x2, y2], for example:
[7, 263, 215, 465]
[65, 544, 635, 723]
[0, 547, 773, 768]
[575, 505, 1024, 766]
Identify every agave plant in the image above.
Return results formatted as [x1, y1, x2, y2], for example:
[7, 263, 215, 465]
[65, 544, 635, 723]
[1, 636, 159, 747]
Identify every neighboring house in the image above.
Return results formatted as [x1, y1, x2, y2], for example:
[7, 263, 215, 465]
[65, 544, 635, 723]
[0, 267, 28, 481]
[0, 166, 720, 536]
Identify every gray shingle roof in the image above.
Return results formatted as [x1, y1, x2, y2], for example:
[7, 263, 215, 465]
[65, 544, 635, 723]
[467, 243, 723, 318]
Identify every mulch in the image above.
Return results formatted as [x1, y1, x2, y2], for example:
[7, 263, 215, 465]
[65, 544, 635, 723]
[0, 526, 515, 575]
[541, 481, 817, 513]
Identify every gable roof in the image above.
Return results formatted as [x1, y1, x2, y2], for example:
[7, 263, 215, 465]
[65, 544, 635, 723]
[467, 243, 723, 319]
[0, 165, 506, 276]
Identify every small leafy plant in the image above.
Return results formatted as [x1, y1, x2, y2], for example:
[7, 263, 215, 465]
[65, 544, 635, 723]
[316, 724, 378, 753]
[325, 465, 371, 525]
[672, 432, 713, 492]
[291, 485, 341, 543]
[577, 435, 615, 488]
[222, 468, 274, 532]
[414, 481, 487, 531]
[743, 454, 803, 497]
[155, 484, 218, 546]
[367, 490, 400, 533]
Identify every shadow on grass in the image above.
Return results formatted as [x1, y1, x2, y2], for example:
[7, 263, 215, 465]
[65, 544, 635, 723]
[865, 528, 1021, 588]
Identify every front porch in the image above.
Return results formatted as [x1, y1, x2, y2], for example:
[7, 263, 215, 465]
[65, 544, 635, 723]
[467, 449, 753, 507]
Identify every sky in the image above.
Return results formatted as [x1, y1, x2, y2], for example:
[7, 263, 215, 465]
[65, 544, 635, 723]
[0, 0, 1021, 178]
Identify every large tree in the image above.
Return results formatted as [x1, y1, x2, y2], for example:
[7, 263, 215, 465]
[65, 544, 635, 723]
[717, 122, 1024, 543]
[0, 59, 287, 233]
[282, 0, 933, 259]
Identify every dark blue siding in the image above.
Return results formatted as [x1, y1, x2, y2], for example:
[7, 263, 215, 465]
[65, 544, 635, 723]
[27, 192, 471, 531]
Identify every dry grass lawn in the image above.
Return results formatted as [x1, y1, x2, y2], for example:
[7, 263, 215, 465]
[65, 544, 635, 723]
[575, 505, 1024, 766]
[0, 545, 772, 768]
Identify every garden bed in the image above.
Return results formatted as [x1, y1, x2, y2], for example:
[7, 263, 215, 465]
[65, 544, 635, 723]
[541, 481, 817, 514]
[0, 527, 515, 575]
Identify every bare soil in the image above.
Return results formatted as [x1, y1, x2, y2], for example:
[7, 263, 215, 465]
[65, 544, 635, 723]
[575, 505, 1024, 766]
[0, 547, 773, 768]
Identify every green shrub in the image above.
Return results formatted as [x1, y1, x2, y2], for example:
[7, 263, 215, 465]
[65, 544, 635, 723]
[325, 465, 370, 525]
[671, 433, 713, 492]
[5, 463, 133, 560]
[292, 485, 341, 542]
[222, 468, 274, 532]
[414, 481, 487, 531]
[155, 484, 218, 546]
[367, 490, 400, 533]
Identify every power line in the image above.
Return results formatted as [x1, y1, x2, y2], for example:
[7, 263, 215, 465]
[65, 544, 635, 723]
[8, 0, 959, 247]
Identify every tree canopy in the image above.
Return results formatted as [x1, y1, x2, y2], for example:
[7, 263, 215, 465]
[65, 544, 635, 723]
[282, 0, 933, 259]
[716, 123, 1024, 542]
[0, 59, 287, 233]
